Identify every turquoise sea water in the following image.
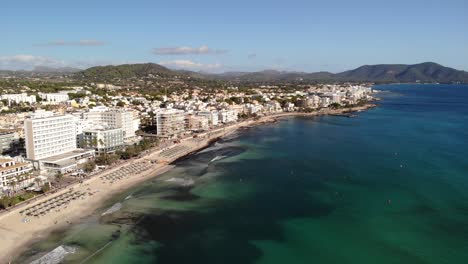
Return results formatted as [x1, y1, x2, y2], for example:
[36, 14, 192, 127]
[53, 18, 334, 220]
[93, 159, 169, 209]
[17, 84, 468, 264]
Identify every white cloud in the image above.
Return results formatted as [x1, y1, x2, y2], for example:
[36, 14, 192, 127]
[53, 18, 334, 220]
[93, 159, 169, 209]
[159, 60, 223, 72]
[0, 55, 125, 70]
[0, 55, 66, 70]
[37, 39, 106, 46]
[0, 55, 223, 72]
[153, 45, 227, 55]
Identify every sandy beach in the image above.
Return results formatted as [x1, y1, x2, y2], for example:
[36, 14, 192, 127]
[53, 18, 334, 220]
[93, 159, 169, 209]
[0, 104, 375, 263]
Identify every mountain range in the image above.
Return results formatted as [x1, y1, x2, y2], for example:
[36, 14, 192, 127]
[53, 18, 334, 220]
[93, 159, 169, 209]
[75, 62, 468, 83]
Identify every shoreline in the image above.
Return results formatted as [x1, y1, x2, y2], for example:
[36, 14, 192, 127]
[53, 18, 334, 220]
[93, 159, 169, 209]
[0, 103, 376, 263]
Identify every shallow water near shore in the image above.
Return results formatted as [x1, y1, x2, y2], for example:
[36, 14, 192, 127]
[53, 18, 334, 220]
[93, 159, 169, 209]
[16, 84, 468, 264]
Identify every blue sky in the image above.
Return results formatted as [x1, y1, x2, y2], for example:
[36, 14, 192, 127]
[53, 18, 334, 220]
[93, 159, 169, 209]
[2, 0, 467, 72]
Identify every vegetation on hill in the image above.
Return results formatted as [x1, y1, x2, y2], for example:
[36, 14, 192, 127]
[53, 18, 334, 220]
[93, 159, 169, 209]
[334, 62, 468, 83]
[212, 62, 468, 83]
[76, 63, 177, 80]
[4, 62, 466, 85]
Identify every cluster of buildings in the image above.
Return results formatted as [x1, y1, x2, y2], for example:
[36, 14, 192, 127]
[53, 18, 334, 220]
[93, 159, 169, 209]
[300, 85, 373, 108]
[0, 91, 71, 106]
[154, 108, 238, 137]
[24, 107, 140, 173]
[0, 83, 374, 197]
[1, 93, 37, 105]
[0, 106, 141, 197]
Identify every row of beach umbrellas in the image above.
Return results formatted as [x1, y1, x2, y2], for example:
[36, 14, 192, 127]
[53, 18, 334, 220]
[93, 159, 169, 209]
[100, 162, 152, 182]
[160, 145, 192, 159]
[20, 191, 86, 217]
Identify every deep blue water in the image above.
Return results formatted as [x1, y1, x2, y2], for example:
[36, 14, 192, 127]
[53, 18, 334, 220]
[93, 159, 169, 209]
[18, 84, 468, 264]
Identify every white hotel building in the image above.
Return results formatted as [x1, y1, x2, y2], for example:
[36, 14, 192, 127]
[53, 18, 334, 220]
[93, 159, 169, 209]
[197, 111, 219, 127]
[38, 93, 69, 104]
[1, 93, 36, 105]
[218, 110, 238, 123]
[81, 127, 124, 154]
[24, 111, 94, 173]
[82, 107, 137, 141]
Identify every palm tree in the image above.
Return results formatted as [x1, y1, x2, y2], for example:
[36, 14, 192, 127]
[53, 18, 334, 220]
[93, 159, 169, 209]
[15, 175, 23, 190]
[8, 180, 17, 197]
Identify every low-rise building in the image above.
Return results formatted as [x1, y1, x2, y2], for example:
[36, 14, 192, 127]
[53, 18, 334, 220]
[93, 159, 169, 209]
[0, 157, 34, 195]
[0, 130, 17, 154]
[38, 93, 69, 104]
[1, 93, 36, 105]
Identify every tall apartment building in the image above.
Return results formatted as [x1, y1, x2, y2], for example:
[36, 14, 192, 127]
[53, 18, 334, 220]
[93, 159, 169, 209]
[186, 115, 209, 131]
[81, 127, 124, 154]
[156, 109, 185, 137]
[197, 111, 219, 126]
[24, 112, 77, 160]
[83, 108, 137, 141]
[24, 111, 94, 172]
[218, 110, 238, 123]
[265, 101, 282, 113]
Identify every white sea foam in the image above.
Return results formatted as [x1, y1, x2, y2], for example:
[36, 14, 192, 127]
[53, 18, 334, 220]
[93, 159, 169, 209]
[124, 195, 133, 200]
[198, 144, 223, 154]
[166, 177, 186, 183]
[210, 155, 227, 162]
[30, 245, 76, 264]
[165, 177, 195, 186]
[101, 202, 122, 216]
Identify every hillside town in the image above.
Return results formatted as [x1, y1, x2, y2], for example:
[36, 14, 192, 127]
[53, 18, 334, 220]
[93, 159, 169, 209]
[0, 81, 374, 207]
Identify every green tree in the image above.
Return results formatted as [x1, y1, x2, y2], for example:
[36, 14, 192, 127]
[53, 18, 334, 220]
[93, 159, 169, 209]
[83, 161, 97, 173]
[55, 171, 63, 182]
[330, 103, 341, 109]
[95, 154, 120, 166]
[120, 146, 137, 159]
[0, 196, 11, 209]
[41, 184, 50, 193]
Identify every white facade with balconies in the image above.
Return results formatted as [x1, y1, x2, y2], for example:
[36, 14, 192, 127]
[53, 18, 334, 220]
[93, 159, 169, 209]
[24, 112, 77, 160]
